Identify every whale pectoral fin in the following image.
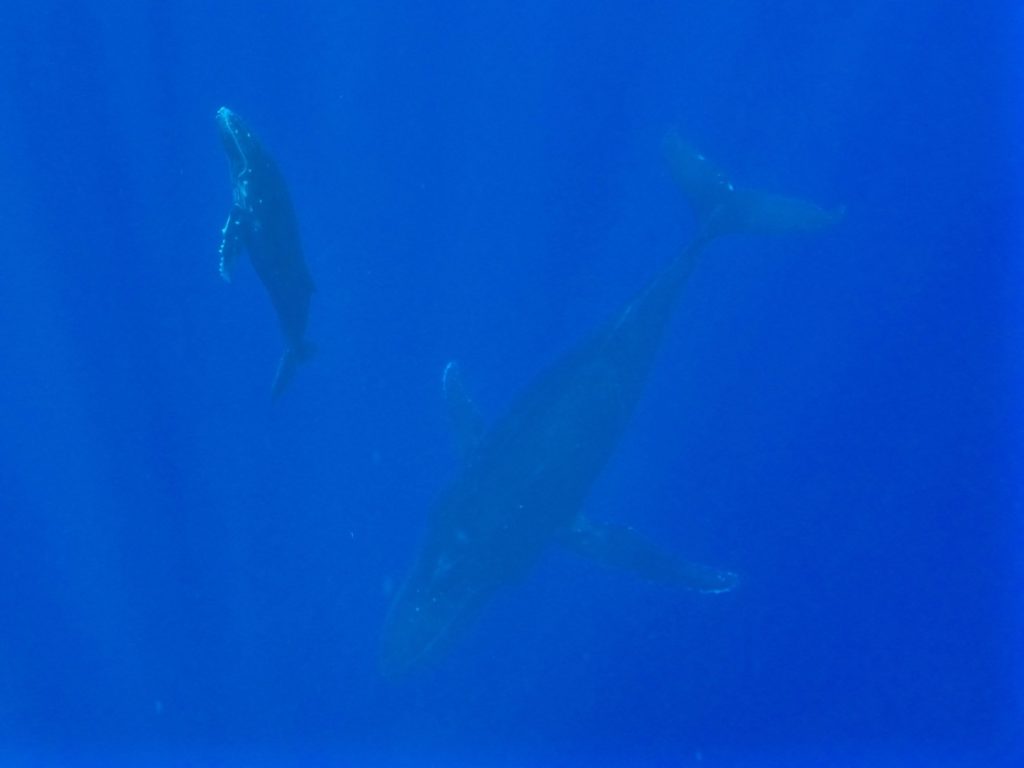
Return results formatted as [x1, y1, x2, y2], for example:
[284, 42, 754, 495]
[218, 207, 247, 283]
[442, 360, 485, 463]
[563, 518, 739, 593]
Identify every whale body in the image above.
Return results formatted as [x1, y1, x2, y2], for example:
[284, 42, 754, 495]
[216, 106, 315, 398]
[380, 137, 841, 676]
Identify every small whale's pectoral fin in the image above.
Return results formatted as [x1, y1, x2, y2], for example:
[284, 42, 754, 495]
[563, 518, 739, 593]
[442, 361, 485, 463]
[218, 205, 248, 283]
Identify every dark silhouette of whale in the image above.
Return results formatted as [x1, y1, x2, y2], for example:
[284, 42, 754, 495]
[216, 107, 315, 398]
[380, 136, 842, 676]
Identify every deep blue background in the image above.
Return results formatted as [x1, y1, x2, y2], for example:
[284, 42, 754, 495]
[0, 2, 1018, 765]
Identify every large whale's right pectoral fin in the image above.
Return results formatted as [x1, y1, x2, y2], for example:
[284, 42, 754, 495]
[218, 206, 247, 283]
[563, 518, 739, 593]
[442, 361, 485, 464]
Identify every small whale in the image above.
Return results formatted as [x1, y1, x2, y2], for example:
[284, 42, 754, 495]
[216, 107, 315, 398]
[379, 135, 841, 676]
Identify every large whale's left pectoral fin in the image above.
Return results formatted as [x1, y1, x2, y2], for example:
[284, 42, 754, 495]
[442, 361, 485, 464]
[563, 518, 739, 593]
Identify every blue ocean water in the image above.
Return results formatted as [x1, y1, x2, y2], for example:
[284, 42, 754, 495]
[0, 1, 1019, 765]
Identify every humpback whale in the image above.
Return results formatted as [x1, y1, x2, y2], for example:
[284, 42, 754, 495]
[380, 136, 842, 676]
[216, 107, 315, 397]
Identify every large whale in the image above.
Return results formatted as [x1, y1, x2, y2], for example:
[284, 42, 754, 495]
[216, 107, 315, 398]
[380, 136, 842, 676]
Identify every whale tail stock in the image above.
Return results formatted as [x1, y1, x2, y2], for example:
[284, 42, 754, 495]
[270, 341, 315, 400]
[664, 132, 844, 243]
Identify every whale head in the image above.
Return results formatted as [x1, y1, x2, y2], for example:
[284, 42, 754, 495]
[216, 106, 261, 181]
[378, 501, 504, 678]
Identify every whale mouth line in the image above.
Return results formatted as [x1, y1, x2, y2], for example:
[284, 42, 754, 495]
[379, 572, 486, 677]
[217, 108, 251, 181]
[226, 127, 250, 180]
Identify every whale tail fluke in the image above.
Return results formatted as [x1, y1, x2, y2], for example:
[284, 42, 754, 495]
[563, 518, 740, 593]
[664, 132, 844, 241]
[270, 341, 315, 400]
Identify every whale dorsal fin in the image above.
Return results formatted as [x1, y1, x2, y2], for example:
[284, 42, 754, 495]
[562, 517, 739, 593]
[442, 361, 485, 463]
